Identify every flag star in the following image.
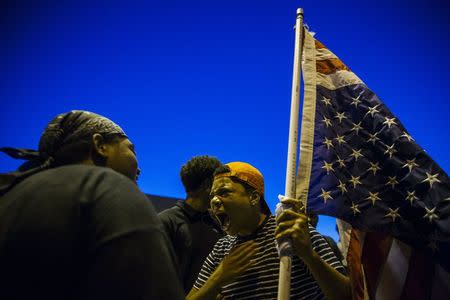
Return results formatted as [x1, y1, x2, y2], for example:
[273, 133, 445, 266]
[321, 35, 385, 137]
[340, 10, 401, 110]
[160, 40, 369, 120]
[384, 144, 397, 159]
[350, 202, 361, 216]
[402, 158, 419, 173]
[383, 117, 397, 128]
[423, 206, 439, 223]
[337, 180, 348, 194]
[385, 207, 401, 222]
[335, 156, 346, 168]
[349, 175, 362, 188]
[321, 161, 334, 174]
[366, 191, 381, 206]
[405, 190, 419, 205]
[351, 122, 363, 135]
[400, 132, 414, 142]
[350, 149, 364, 161]
[334, 135, 346, 145]
[367, 132, 380, 145]
[350, 95, 362, 107]
[323, 137, 334, 149]
[422, 172, 441, 188]
[321, 97, 332, 106]
[322, 117, 332, 128]
[385, 176, 399, 189]
[365, 104, 380, 117]
[319, 188, 333, 204]
[368, 162, 381, 175]
[334, 112, 347, 123]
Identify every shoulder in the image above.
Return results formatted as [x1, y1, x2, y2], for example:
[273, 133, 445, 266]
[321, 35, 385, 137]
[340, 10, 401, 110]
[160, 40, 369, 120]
[158, 205, 185, 224]
[47, 166, 154, 218]
[212, 235, 237, 254]
[9, 165, 140, 202]
[33, 165, 133, 188]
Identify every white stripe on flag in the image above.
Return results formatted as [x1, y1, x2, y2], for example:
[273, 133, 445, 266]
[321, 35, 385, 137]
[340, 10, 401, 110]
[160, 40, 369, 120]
[375, 238, 411, 300]
[316, 47, 339, 61]
[316, 70, 363, 90]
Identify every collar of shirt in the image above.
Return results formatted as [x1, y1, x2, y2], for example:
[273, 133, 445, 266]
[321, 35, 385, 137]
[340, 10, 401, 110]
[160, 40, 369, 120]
[175, 200, 224, 234]
[175, 200, 204, 221]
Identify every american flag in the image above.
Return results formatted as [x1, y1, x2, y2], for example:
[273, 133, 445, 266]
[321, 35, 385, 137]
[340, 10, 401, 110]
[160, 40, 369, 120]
[296, 29, 450, 299]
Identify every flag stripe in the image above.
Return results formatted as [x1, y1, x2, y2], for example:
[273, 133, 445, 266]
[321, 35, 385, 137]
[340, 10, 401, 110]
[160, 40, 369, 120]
[347, 229, 366, 300]
[400, 249, 434, 300]
[316, 58, 350, 75]
[315, 39, 326, 49]
[316, 70, 363, 90]
[375, 238, 411, 300]
[316, 47, 339, 61]
[361, 232, 393, 299]
[297, 27, 317, 208]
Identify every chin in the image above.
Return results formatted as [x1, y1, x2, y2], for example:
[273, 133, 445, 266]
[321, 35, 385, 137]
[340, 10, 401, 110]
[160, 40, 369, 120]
[224, 227, 236, 236]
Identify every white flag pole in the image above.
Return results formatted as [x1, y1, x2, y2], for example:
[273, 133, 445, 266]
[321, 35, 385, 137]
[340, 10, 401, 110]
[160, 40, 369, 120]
[277, 8, 304, 300]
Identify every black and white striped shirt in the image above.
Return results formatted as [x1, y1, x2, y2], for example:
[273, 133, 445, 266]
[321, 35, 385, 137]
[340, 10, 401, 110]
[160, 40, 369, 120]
[193, 215, 344, 299]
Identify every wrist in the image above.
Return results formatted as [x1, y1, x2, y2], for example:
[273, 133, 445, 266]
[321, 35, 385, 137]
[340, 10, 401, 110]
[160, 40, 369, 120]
[211, 265, 229, 286]
[297, 248, 318, 266]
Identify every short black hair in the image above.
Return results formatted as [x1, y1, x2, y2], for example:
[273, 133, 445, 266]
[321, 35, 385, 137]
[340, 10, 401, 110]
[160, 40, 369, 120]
[180, 155, 222, 194]
[214, 165, 271, 214]
[213, 164, 231, 177]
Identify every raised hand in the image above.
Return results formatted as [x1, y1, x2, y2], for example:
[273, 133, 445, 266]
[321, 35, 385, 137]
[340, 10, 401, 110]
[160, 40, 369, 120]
[275, 209, 313, 259]
[215, 240, 258, 285]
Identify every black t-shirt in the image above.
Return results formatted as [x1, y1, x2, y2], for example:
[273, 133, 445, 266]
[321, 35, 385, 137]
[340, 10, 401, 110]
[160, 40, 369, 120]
[0, 165, 184, 300]
[159, 201, 221, 293]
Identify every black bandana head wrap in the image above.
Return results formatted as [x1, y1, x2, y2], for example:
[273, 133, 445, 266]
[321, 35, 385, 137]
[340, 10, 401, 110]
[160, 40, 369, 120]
[0, 110, 128, 196]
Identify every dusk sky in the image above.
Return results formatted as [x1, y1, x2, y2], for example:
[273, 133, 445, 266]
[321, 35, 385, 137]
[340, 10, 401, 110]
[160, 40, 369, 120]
[2, 0, 449, 240]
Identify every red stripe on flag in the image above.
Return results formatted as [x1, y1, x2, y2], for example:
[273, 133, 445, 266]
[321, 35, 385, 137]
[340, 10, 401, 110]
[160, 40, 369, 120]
[361, 232, 393, 299]
[347, 229, 366, 300]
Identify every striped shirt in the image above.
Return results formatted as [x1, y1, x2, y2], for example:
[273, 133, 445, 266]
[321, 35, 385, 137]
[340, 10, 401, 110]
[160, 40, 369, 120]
[193, 215, 345, 299]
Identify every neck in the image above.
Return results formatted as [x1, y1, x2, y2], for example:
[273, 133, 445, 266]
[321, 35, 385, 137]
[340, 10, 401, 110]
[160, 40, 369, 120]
[239, 212, 267, 237]
[185, 197, 208, 212]
[80, 158, 95, 166]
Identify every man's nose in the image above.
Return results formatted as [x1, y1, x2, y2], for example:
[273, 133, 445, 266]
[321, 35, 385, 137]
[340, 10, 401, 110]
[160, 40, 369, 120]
[210, 196, 222, 209]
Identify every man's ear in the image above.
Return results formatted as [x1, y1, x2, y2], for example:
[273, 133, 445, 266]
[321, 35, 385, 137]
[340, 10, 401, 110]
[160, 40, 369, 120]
[249, 190, 261, 206]
[91, 133, 108, 159]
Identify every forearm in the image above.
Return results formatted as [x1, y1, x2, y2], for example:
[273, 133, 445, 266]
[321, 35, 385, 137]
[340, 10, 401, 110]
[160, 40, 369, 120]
[186, 271, 224, 300]
[301, 250, 351, 300]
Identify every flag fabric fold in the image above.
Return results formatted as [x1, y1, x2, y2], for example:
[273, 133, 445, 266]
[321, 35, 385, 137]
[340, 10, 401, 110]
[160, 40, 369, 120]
[297, 28, 450, 299]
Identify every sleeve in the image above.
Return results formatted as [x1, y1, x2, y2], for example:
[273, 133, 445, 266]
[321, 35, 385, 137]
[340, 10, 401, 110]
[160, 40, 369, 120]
[192, 239, 224, 290]
[80, 170, 184, 300]
[309, 225, 346, 275]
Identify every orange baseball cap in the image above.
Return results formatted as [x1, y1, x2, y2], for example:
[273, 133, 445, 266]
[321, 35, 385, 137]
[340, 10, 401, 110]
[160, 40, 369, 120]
[215, 162, 271, 213]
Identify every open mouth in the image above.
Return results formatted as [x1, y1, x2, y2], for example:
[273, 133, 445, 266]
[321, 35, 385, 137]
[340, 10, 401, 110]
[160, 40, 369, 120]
[214, 211, 231, 231]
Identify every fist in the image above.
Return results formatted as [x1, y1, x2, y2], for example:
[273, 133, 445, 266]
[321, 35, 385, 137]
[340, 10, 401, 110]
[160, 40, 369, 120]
[275, 210, 313, 259]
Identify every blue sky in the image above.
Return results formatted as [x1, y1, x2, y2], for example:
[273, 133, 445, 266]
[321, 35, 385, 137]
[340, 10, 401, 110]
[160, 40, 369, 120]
[1, 0, 449, 240]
